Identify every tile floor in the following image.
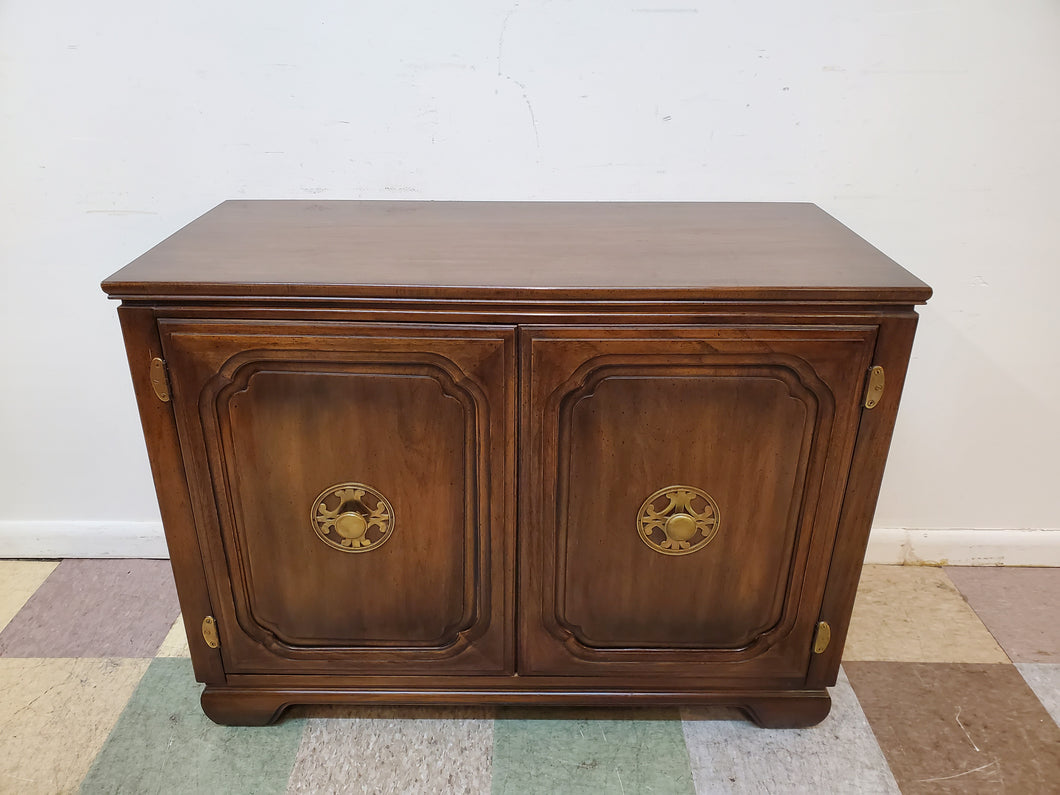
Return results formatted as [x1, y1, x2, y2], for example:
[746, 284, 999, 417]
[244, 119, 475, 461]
[0, 560, 1057, 794]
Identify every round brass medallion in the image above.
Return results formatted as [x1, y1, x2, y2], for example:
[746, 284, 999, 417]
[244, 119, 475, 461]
[637, 486, 720, 556]
[311, 483, 394, 553]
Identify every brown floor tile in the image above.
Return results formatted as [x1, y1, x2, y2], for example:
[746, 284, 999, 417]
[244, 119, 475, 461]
[946, 567, 1060, 663]
[844, 566, 1009, 663]
[0, 559, 180, 658]
[845, 661, 1060, 794]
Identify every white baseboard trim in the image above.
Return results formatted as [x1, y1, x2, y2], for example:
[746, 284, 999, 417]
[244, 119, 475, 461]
[2, 522, 1058, 565]
[865, 527, 1060, 566]
[0, 521, 168, 559]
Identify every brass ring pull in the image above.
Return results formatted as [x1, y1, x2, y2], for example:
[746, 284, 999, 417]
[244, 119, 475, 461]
[637, 485, 720, 556]
[311, 483, 394, 553]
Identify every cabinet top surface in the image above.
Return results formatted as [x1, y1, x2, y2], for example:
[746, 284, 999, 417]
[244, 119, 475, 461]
[102, 201, 931, 304]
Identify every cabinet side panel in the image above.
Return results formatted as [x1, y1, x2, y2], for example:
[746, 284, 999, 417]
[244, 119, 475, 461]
[116, 305, 224, 683]
[806, 312, 920, 687]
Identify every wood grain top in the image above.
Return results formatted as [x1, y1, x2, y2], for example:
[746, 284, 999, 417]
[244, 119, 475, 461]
[102, 201, 931, 304]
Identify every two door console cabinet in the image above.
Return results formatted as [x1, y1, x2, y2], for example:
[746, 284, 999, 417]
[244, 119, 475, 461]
[103, 201, 930, 727]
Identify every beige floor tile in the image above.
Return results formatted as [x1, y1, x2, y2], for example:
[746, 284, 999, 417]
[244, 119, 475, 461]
[0, 658, 150, 794]
[843, 565, 1009, 663]
[0, 561, 58, 633]
[155, 614, 191, 657]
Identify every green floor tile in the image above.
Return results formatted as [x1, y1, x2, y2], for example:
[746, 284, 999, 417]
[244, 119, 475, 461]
[79, 658, 304, 795]
[491, 707, 695, 795]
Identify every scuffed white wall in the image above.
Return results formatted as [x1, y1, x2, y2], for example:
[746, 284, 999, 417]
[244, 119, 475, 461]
[1, 1, 1058, 545]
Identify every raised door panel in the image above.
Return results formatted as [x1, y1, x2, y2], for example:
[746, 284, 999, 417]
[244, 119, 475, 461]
[159, 320, 514, 675]
[520, 325, 877, 680]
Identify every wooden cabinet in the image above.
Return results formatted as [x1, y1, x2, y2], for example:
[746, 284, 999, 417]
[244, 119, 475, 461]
[104, 201, 930, 728]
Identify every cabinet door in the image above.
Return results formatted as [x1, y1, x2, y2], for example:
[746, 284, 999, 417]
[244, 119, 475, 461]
[520, 325, 877, 680]
[159, 320, 514, 675]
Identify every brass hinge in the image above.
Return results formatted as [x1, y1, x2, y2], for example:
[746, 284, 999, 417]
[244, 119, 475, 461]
[813, 620, 831, 654]
[201, 616, 220, 649]
[863, 365, 885, 409]
[149, 357, 171, 402]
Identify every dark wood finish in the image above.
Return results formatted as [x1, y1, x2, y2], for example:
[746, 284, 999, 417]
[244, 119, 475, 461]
[805, 312, 920, 688]
[741, 692, 833, 729]
[116, 306, 224, 683]
[158, 321, 515, 675]
[102, 201, 931, 305]
[103, 201, 930, 727]
[200, 685, 831, 728]
[519, 326, 876, 680]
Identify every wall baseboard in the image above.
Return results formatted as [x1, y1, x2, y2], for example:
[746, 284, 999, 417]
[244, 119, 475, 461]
[0, 521, 168, 559]
[1, 522, 1058, 565]
[865, 527, 1060, 566]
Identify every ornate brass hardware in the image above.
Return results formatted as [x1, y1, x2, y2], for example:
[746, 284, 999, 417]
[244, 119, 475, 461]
[864, 365, 885, 409]
[149, 357, 170, 402]
[813, 620, 831, 654]
[202, 616, 220, 648]
[637, 486, 720, 556]
[311, 483, 394, 553]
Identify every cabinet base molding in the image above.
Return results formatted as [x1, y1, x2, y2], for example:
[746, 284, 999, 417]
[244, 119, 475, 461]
[201, 685, 831, 729]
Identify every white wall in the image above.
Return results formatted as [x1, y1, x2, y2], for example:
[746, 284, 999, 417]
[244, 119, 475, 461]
[2, 1, 1058, 556]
